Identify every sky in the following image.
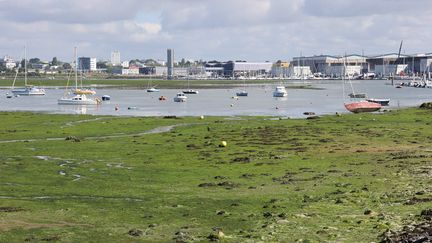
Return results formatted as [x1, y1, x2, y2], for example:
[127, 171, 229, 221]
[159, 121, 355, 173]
[0, 0, 431, 62]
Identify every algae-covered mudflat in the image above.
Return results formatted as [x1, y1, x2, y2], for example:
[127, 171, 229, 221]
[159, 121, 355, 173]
[0, 109, 432, 242]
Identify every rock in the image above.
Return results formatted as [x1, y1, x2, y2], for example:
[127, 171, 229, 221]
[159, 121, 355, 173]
[198, 182, 217, 187]
[421, 209, 432, 219]
[207, 228, 225, 241]
[128, 229, 143, 237]
[173, 230, 193, 243]
[65, 136, 81, 142]
[335, 199, 344, 204]
[420, 102, 432, 109]
[277, 219, 290, 224]
[364, 209, 373, 215]
[303, 112, 316, 116]
[0, 207, 25, 212]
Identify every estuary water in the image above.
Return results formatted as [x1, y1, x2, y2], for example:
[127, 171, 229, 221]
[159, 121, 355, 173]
[1, 80, 431, 117]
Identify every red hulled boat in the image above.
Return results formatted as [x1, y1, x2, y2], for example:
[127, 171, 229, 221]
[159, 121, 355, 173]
[344, 100, 382, 113]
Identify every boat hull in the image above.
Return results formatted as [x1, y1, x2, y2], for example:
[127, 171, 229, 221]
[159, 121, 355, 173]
[183, 90, 199, 94]
[236, 91, 248, 96]
[12, 87, 45, 96]
[58, 94, 100, 105]
[173, 97, 187, 102]
[344, 101, 381, 113]
[366, 98, 390, 106]
[58, 99, 99, 105]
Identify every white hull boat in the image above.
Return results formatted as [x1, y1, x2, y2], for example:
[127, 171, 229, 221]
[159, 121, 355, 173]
[273, 86, 287, 97]
[173, 93, 187, 102]
[12, 86, 45, 96]
[58, 94, 100, 105]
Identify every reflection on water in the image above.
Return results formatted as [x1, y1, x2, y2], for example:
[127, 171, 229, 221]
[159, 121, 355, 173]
[1, 80, 431, 117]
[58, 105, 88, 115]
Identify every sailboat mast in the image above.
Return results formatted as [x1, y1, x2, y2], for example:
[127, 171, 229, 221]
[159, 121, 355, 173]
[74, 47, 78, 90]
[24, 45, 27, 86]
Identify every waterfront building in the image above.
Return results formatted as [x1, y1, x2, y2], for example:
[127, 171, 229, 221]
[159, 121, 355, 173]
[112, 66, 139, 75]
[78, 57, 97, 72]
[139, 66, 167, 76]
[167, 49, 174, 79]
[111, 51, 121, 66]
[292, 55, 367, 78]
[0, 55, 17, 70]
[271, 61, 291, 78]
[223, 61, 273, 78]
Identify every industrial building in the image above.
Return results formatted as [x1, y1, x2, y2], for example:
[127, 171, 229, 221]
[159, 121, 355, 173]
[292, 53, 432, 78]
[292, 55, 367, 78]
[78, 57, 97, 72]
[366, 53, 432, 77]
[223, 61, 273, 78]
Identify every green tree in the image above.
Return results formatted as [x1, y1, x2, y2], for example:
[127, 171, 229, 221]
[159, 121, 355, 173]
[63, 63, 72, 70]
[51, 57, 58, 66]
[29, 58, 40, 64]
[97, 61, 108, 69]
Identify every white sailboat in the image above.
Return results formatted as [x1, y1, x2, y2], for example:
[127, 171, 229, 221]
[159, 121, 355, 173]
[236, 79, 248, 96]
[11, 45, 46, 96]
[58, 47, 101, 105]
[146, 80, 159, 92]
[182, 76, 199, 94]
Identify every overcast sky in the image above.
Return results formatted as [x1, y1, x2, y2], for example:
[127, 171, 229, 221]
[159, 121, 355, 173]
[1, 0, 431, 62]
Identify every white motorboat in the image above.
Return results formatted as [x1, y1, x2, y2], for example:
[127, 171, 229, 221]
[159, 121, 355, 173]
[58, 47, 100, 105]
[146, 87, 160, 92]
[173, 93, 187, 102]
[273, 86, 287, 97]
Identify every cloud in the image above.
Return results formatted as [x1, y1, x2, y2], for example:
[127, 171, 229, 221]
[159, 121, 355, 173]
[0, 0, 431, 61]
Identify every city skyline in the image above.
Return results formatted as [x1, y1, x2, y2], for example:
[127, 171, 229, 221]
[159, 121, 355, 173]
[1, 0, 431, 61]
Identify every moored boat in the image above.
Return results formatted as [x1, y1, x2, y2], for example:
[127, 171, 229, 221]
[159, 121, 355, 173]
[273, 86, 287, 97]
[12, 86, 46, 96]
[182, 89, 199, 94]
[366, 98, 390, 106]
[58, 47, 101, 106]
[173, 93, 187, 102]
[236, 90, 248, 96]
[344, 100, 381, 113]
[58, 94, 101, 105]
[146, 87, 160, 92]
[11, 46, 46, 96]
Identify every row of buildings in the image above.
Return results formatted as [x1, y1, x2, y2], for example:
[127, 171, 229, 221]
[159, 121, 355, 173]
[290, 53, 432, 78]
[3, 49, 432, 79]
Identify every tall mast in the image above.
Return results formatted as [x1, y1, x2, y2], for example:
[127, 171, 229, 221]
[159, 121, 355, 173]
[24, 45, 27, 86]
[74, 47, 78, 89]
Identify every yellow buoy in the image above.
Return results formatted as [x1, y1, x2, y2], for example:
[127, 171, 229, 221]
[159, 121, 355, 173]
[220, 141, 227, 147]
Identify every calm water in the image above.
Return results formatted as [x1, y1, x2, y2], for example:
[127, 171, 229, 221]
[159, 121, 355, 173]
[1, 80, 431, 117]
